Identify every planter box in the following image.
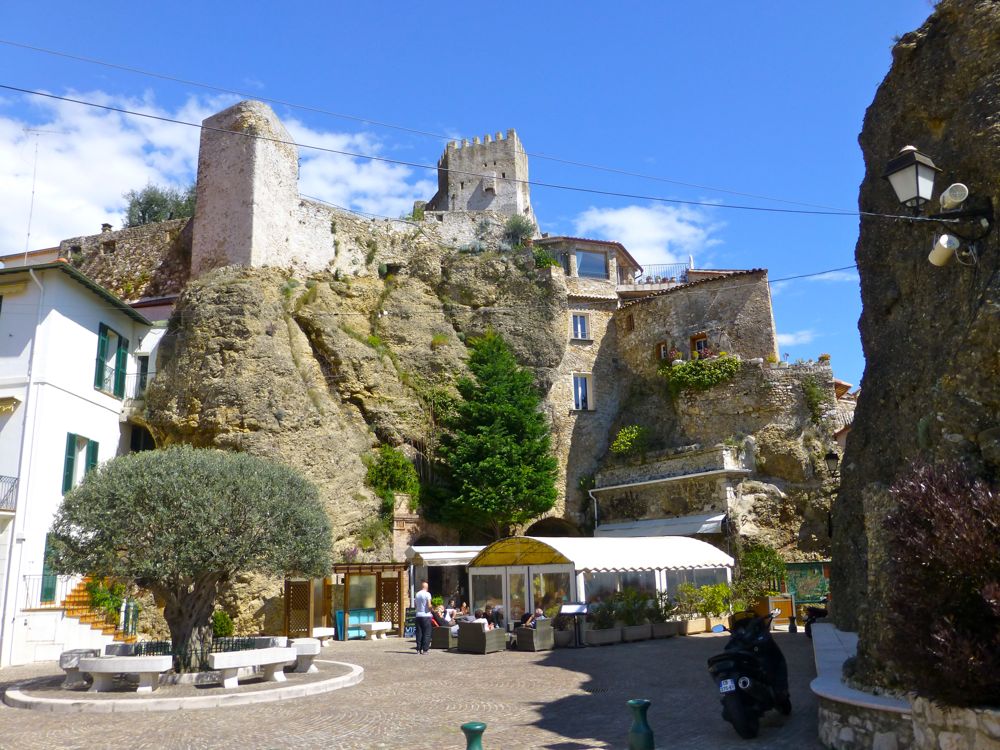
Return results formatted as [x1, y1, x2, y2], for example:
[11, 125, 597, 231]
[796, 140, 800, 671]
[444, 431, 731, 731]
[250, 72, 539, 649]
[651, 621, 679, 639]
[679, 618, 706, 635]
[621, 624, 652, 642]
[553, 630, 574, 648]
[584, 627, 621, 646]
[707, 616, 728, 631]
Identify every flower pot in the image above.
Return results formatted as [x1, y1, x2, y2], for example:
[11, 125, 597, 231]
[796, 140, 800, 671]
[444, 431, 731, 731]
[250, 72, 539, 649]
[553, 630, 573, 648]
[621, 624, 652, 642]
[651, 621, 679, 639]
[707, 616, 728, 631]
[679, 618, 706, 635]
[584, 627, 622, 646]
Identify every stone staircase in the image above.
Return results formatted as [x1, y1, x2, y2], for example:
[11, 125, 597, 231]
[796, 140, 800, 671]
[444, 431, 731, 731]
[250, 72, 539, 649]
[61, 578, 137, 644]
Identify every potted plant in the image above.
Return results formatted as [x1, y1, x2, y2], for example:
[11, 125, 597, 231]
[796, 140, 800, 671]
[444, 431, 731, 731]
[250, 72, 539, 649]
[699, 583, 732, 630]
[674, 583, 706, 635]
[618, 588, 652, 641]
[584, 601, 621, 646]
[649, 591, 679, 638]
[552, 614, 574, 648]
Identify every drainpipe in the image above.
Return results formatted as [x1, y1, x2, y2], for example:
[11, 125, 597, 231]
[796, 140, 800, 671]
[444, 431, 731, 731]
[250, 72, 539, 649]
[0, 268, 44, 666]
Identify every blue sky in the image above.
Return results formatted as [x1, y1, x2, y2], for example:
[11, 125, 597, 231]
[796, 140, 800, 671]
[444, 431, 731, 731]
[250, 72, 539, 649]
[0, 2, 934, 387]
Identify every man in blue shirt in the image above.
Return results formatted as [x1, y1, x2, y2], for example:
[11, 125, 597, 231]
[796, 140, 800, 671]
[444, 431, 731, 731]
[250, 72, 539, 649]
[413, 580, 434, 654]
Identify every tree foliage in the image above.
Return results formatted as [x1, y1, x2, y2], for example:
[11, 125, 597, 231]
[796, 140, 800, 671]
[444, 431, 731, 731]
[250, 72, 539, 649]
[122, 183, 196, 227]
[883, 461, 1000, 706]
[51, 446, 331, 670]
[658, 354, 742, 397]
[439, 330, 557, 539]
[365, 444, 420, 515]
[733, 542, 785, 609]
[502, 214, 536, 248]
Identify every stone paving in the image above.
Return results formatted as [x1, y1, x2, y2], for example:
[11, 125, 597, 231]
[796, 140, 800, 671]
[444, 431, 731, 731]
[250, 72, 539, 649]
[0, 631, 821, 749]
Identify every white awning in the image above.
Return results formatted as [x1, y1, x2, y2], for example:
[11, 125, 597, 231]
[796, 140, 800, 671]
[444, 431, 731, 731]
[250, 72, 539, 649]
[595, 512, 726, 538]
[469, 536, 733, 572]
[405, 545, 484, 567]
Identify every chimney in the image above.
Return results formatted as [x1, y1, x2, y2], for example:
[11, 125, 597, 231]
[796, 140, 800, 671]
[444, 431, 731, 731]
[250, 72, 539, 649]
[101, 223, 112, 233]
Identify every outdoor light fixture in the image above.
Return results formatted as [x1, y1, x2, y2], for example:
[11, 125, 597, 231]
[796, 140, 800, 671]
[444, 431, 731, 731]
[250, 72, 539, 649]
[884, 146, 994, 266]
[824, 451, 840, 475]
[883, 146, 941, 210]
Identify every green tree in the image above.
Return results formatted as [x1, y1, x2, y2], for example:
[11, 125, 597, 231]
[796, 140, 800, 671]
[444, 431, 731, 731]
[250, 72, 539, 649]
[440, 330, 557, 539]
[50, 446, 331, 671]
[502, 214, 536, 248]
[122, 183, 196, 227]
[732, 542, 786, 609]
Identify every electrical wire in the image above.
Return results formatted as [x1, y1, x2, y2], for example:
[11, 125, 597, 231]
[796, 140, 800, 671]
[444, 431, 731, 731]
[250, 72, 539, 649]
[0, 38, 852, 211]
[0, 83, 960, 225]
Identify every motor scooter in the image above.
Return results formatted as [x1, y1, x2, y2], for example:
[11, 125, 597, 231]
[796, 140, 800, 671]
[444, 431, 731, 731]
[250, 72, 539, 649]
[706, 609, 791, 739]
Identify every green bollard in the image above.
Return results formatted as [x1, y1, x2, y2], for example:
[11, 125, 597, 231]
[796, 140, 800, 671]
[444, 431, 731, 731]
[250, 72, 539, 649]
[461, 721, 487, 750]
[627, 698, 655, 750]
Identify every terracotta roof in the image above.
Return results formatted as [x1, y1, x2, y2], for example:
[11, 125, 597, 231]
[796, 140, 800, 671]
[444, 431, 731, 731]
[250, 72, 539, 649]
[536, 235, 643, 274]
[619, 269, 767, 308]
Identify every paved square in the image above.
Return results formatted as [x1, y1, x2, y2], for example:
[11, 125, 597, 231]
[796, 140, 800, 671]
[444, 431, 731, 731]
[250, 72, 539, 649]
[0, 631, 821, 749]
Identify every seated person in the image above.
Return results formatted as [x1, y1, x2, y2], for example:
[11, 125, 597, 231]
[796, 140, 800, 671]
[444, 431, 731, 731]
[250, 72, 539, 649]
[519, 610, 534, 626]
[491, 606, 505, 631]
[450, 609, 477, 636]
[522, 608, 547, 629]
[472, 609, 493, 632]
[431, 605, 451, 628]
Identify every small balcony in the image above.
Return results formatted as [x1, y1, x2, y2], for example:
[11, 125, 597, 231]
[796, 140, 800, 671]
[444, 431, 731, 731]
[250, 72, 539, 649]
[125, 371, 154, 401]
[0, 474, 17, 512]
[22, 574, 77, 610]
[617, 263, 690, 298]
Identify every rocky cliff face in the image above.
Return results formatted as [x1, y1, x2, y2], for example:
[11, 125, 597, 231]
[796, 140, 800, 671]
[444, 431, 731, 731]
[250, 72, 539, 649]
[832, 0, 1000, 682]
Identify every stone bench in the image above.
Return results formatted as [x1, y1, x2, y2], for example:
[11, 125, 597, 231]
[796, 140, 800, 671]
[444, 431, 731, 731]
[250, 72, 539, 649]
[59, 648, 101, 688]
[78, 655, 173, 694]
[289, 638, 320, 673]
[311, 627, 337, 645]
[208, 647, 296, 689]
[359, 621, 392, 640]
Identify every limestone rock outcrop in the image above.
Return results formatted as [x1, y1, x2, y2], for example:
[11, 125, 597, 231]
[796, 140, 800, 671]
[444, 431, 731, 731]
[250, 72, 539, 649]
[832, 0, 1000, 682]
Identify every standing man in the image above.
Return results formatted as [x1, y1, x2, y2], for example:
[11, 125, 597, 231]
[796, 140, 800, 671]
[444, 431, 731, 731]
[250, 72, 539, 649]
[414, 580, 434, 655]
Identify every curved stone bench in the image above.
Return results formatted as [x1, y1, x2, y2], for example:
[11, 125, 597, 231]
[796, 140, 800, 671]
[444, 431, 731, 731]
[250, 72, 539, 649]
[78, 655, 173, 694]
[289, 638, 320, 673]
[208, 647, 296, 689]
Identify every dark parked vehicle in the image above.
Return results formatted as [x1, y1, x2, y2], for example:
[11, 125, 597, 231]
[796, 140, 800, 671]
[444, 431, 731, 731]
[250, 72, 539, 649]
[706, 609, 791, 739]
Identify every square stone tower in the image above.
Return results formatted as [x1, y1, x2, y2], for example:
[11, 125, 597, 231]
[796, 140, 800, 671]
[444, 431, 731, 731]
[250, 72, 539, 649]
[191, 100, 299, 276]
[425, 130, 533, 220]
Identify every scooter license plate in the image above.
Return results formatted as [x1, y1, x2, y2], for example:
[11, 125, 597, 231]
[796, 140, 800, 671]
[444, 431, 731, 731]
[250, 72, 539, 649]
[719, 679, 736, 694]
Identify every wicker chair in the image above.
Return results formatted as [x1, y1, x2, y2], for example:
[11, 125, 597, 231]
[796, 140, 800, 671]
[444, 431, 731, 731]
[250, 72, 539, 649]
[431, 626, 457, 650]
[457, 622, 506, 654]
[515, 620, 555, 652]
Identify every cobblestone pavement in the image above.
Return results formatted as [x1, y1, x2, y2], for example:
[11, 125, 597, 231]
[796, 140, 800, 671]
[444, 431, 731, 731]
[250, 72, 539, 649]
[0, 631, 821, 749]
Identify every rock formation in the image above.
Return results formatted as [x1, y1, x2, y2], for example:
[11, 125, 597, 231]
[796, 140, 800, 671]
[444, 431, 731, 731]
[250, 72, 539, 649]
[832, 0, 1000, 683]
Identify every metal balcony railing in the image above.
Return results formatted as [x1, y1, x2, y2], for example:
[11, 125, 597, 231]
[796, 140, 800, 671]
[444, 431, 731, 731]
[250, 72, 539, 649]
[0, 475, 16, 511]
[125, 371, 154, 400]
[22, 574, 77, 609]
[626, 263, 690, 285]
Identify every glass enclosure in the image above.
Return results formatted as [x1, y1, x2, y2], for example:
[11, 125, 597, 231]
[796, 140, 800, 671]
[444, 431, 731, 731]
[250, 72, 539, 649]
[532, 570, 572, 617]
[507, 569, 528, 624]
[582, 570, 656, 603]
[664, 567, 728, 596]
[348, 574, 377, 609]
[470, 573, 503, 613]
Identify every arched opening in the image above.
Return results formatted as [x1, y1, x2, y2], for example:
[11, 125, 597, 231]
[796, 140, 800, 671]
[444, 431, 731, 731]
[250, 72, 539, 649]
[525, 517, 581, 538]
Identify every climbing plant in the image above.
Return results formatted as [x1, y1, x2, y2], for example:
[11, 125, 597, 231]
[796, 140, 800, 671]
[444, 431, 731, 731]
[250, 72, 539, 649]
[659, 354, 742, 397]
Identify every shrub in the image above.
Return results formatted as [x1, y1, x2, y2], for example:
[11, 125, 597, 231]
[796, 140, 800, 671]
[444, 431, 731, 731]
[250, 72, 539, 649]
[673, 583, 703, 618]
[698, 583, 732, 618]
[430, 333, 450, 350]
[212, 610, 234, 638]
[801, 376, 832, 424]
[615, 587, 649, 626]
[659, 354, 742, 397]
[502, 214, 535, 248]
[86, 579, 126, 622]
[733, 542, 785, 607]
[609, 424, 649, 458]
[818, 353, 831, 363]
[648, 590, 676, 623]
[589, 601, 617, 629]
[365, 445, 420, 516]
[532, 246, 560, 268]
[883, 461, 1000, 707]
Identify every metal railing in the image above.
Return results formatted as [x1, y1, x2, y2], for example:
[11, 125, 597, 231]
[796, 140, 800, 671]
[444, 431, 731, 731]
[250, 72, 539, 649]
[125, 371, 154, 400]
[625, 263, 690, 285]
[0, 475, 17, 511]
[22, 574, 77, 609]
[95, 361, 117, 394]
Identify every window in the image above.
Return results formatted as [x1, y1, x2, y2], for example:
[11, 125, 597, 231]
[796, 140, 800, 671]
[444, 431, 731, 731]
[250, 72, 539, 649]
[690, 333, 708, 357]
[95, 323, 129, 398]
[62, 432, 99, 493]
[657, 342, 670, 360]
[576, 249, 608, 279]
[624, 313, 635, 333]
[573, 373, 593, 411]
[571, 313, 591, 341]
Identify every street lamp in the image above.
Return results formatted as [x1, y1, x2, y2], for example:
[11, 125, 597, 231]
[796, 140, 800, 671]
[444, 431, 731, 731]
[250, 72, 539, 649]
[883, 146, 993, 266]
[883, 146, 941, 211]
[824, 451, 840, 475]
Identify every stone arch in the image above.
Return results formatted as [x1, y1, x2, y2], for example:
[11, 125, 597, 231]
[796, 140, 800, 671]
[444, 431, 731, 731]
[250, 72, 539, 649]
[525, 517, 581, 537]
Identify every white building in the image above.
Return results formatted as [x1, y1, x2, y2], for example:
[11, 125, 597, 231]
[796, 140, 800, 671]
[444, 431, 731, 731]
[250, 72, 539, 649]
[0, 261, 155, 666]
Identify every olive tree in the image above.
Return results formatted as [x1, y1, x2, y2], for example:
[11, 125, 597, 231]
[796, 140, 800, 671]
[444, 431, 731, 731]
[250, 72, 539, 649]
[50, 446, 331, 670]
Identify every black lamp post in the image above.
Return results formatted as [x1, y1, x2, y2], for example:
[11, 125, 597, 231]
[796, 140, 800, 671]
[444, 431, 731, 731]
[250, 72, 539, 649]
[882, 146, 941, 212]
[824, 451, 840, 475]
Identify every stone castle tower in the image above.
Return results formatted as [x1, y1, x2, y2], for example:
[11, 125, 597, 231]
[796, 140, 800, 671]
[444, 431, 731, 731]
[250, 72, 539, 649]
[425, 130, 533, 220]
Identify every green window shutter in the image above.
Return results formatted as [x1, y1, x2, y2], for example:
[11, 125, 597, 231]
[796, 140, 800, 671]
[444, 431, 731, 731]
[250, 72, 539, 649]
[113, 336, 128, 398]
[62, 433, 77, 493]
[95, 324, 109, 389]
[85, 440, 99, 475]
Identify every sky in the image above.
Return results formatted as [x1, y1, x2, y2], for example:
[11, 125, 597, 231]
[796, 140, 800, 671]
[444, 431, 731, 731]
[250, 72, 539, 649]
[0, 2, 936, 388]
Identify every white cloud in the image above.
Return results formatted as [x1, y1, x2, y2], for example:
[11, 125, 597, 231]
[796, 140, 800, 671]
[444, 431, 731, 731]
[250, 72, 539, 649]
[776, 329, 817, 346]
[0, 90, 434, 254]
[572, 203, 723, 265]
